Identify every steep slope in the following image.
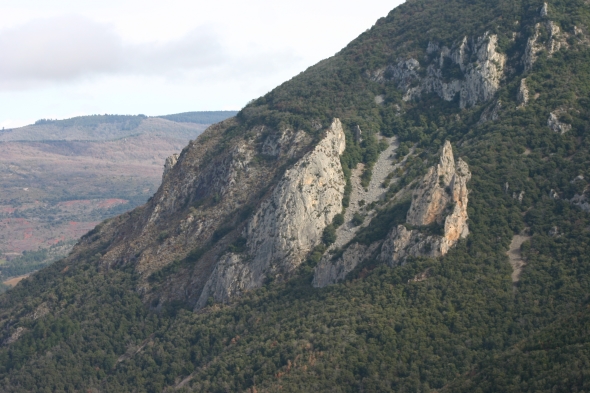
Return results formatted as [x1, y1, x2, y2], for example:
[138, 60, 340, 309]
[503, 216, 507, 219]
[1, 0, 590, 391]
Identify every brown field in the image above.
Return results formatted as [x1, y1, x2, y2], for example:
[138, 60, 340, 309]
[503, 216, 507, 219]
[2, 273, 32, 287]
[0, 117, 208, 256]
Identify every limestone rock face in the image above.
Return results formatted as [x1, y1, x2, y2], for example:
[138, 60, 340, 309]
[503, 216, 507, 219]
[407, 142, 458, 226]
[313, 141, 471, 288]
[459, 34, 506, 108]
[198, 119, 346, 306]
[523, 21, 568, 73]
[517, 79, 529, 107]
[478, 100, 502, 123]
[162, 154, 179, 180]
[196, 253, 253, 306]
[261, 128, 307, 158]
[548, 111, 572, 134]
[374, 33, 505, 108]
[312, 243, 371, 288]
[382, 141, 471, 265]
[541, 2, 549, 17]
[379, 225, 450, 267]
[523, 24, 542, 73]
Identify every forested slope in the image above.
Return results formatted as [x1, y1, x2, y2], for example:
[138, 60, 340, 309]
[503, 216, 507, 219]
[1, 0, 590, 391]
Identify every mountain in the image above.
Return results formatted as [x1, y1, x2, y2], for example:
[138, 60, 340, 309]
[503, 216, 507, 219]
[0, 112, 235, 287]
[1, 0, 590, 391]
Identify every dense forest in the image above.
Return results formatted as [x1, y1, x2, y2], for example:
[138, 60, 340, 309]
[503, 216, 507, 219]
[1, 0, 590, 391]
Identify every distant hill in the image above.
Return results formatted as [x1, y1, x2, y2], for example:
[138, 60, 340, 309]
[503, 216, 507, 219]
[155, 111, 238, 124]
[0, 113, 232, 281]
[0, 111, 237, 142]
[32, 114, 147, 128]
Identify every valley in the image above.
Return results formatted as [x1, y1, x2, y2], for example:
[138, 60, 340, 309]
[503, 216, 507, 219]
[0, 112, 236, 283]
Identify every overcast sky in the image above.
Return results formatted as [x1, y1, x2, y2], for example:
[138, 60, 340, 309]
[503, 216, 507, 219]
[0, 0, 405, 128]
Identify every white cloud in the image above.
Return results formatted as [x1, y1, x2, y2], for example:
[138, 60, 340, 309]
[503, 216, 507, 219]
[0, 15, 122, 88]
[0, 14, 303, 90]
[0, 0, 405, 127]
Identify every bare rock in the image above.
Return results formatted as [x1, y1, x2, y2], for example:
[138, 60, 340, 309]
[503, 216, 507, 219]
[548, 112, 572, 134]
[541, 2, 549, 17]
[374, 33, 505, 108]
[523, 23, 543, 73]
[312, 243, 375, 288]
[380, 225, 449, 266]
[354, 125, 363, 142]
[262, 128, 307, 157]
[382, 141, 471, 266]
[198, 119, 346, 305]
[478, 100, 502, 124]
[513, 191, 525, 203]
[315, 141, 471, 280]
[570, 193, 590, 212]
[524, 21, 568, 73]
[404, 143, 454, 226]
[196, 253, 253, 306]
[3, 327, 27, 346]
[162, 153, 179, 180]
[459, 34, 506, 108]
[517, 78, 529, 107]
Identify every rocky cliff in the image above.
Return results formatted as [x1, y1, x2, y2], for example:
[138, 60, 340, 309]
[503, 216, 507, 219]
[314, 141, 470, 287]
[372, 32, 506, 108]
[196, 120, 346, 306]
[381, 141, 471, 265]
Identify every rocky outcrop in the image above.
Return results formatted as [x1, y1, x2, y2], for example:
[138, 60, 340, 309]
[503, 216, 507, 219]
[381, 141, 471, 266]
[3, 327, 27, 346]
[459, 34, 506, 108]
[523, 24, 542, 73]
[570, 193, 590, 212]
[313, 141, 471, 288]
[196, 253, 253, 306]
[312, 243, 375, 288]
[479, 100, 502, 123]
[567, 177, 590, 212]
[312, 137, 401, 287]
[162, 154, 179, 179]
[548, 111, 572, 134]
[197, 119, 346, 306]
[517, 78, 529, 107]
[261, 128, 308, 157]
[541, 2, 549, 17]
[524, 20, 568, 73]
[373, 33, 505, 108]
[380, 225, 451, 266]
[406, 142, 469, 229]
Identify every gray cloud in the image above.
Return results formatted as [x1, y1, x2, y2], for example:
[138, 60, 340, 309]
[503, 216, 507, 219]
[0, 15, 123, 87]
[0, 15, 291, 90]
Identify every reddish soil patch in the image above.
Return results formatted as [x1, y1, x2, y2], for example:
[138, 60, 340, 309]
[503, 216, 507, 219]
[0, 218, 98, 253]
[57, 200, 93, 208]
[3, 273, 32, 287]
